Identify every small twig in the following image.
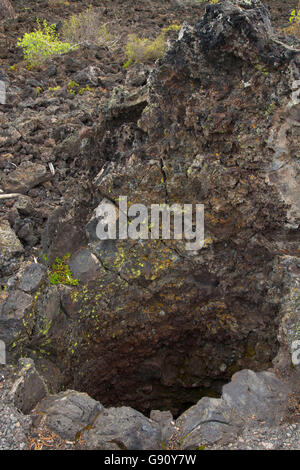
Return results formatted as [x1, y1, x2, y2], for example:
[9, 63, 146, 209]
[48, 162, 55, 176]
[0, 193, 23, 199]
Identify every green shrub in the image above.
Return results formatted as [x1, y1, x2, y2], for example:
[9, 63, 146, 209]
[17, 19, 74, 67]
[48, 253, 78, 286]
[62, 7, 115, 47]
[285, 2, 300, 38]
[124, 24, 181, 68]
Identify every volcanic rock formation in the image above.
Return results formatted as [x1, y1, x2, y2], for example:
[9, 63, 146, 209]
[1, 0, 300, 427]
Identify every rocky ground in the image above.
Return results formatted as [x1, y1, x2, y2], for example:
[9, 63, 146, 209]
[1, 0, 300, 451]
[0, 360, 297, 450]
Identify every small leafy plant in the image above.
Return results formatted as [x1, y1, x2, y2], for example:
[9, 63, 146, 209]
[67, 80, 79, 94]
[285, 2, 300, 38]
[48, 253, 78, 286]
[17, 19, 74, 67]
[123, 24, 181, 68]
[78, 85, 94, 95]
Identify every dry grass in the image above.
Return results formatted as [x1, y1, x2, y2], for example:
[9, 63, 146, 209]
[123, 24, 181, 68]
[62, 6, 117, 48]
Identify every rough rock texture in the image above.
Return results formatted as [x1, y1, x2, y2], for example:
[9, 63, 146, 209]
[0, 402, 30, 450]
[0, 0, 15, 22]
[0, 219, 24, 277]
[6, 358, 47, 414]
[176, 369, 288, 449]
[3, 161, 50, 194]
[18, 262, 47, 294]
[80, 406, 161, 450]
[2, 0, 299, 418]
[32, 389, 103, 441]
[0, 359, 294, 450]
[0, 364, 32, 450]
[0, 289, 32, 346]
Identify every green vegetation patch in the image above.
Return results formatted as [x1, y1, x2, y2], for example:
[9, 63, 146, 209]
[47, 253, 79, 286]
[17, 19, 75, 67]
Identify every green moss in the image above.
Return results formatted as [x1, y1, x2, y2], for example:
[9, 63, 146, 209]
[264, 102, 276, 116]
[255, 63, 269, 76]
[48, 253, 79, 286]
[67, 80, 79, 94]
[79, 85, 94, 95]
[245, 345, 256, 358]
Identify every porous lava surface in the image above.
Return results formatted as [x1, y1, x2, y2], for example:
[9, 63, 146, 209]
[1, 0, 300, 418]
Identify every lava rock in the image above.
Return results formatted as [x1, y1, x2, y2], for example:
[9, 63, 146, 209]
[9, 0, 300, 417]
[18, 263, 47, 294]
[41, 204, 88, 264]
[81, 406, 161, 450]
[13, 195, 34, 216]
[0, 289, 32, 320]
[0, 402, 30, 450]
[150, 410, 176, 445]
[177, 396, 238, 449]
[0, 220, 24, 277]
[33, 390, 103, 440]
[7, 358, 47, 414]
[176, 369, 288, 449]
[222, 369, 288, 425]
[68, 248, 100, 283]
[72, 66, 102, 87]
[3, 161, 50, 194]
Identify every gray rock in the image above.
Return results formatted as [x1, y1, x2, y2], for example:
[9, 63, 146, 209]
[81, 406, 161, 450]
[125, 65, 148, 87]
[177, 396, 237, 449]
[41, 204, 88, 264]
[72, 66, 102, 86]
[0, 126, 21, 147]
[3, 161, 50, 194]
[222, 369, 288, 426]
[16, 221, 37, 246]
[0, 220, 24, 276]
[34, 390, 103, 440]
[176, 369, 288, 449]
[0, 289, 32, 320]
[13, 195, 34, 216]
[7, 358, 47, 414]
[19, 263, 47, 294]
[0, 402, 31, 450]
[69, 248, 100, 282]
[150, 410, 176, 445]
